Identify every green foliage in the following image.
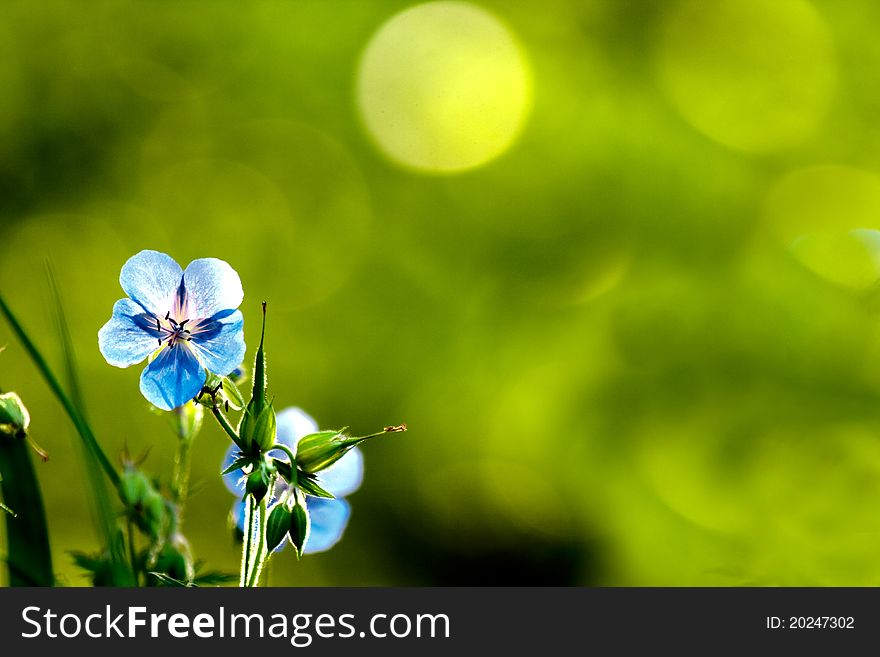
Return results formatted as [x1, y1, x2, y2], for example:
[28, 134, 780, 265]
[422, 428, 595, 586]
[7, 0, 880, 587]
[0, 433, 53, 585]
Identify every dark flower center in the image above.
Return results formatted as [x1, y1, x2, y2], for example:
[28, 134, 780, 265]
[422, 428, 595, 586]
[156, 312, 193, 349]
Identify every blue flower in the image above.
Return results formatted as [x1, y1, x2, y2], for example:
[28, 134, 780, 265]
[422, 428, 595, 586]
[222, 407, 363, 554]
[98, 250, 246, 411]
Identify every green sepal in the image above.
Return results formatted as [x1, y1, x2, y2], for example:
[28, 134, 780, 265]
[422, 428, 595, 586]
[273, 458, 294, 484]
[252, 403, 277, 452]
[222, 455, 252, 476]
[266, 502, 293, 552]
[297, 472, 335, 499]
[239, 401, 276, 453]
[288, 490, 310, 559]
[195, 373, 245, 412]
[221, 376, 246, 411]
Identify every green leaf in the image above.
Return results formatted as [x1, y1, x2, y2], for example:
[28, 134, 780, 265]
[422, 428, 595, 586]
[70, 551, 104, 573]
[0, 433, 53, 585]
[266, 503, 292, 552]
[192, 570, 238, 585]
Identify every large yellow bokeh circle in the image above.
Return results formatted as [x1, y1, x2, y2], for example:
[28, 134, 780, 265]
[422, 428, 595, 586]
[356, 1, 532, 173]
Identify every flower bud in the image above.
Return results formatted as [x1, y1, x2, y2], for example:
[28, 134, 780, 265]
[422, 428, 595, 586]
[295, 425, 406, 474]
[118, 468, 168, 539]
[246, 467, 270, 503]
[118, 469, 150, 508]
[0, 392, 30, 438]
[169, 400, 203, 442]
[266, 501, 293, 552]
[288, 489, 310, 559]
[294, 430, 355, 474]
[240, 403, 277, 452]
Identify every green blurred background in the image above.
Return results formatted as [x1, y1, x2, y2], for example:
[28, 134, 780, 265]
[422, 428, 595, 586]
[4, 0, 880, 586]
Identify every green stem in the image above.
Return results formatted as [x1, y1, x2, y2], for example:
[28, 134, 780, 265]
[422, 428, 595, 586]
[0, 294, 119, 487]
[247, 496, 268, 587]
[171, 436, 193, 514]
[127, 519, 139, 586]
[240, 496, 255, 587]
[268, 443, 296, 465]
[212, 406, 244, 450]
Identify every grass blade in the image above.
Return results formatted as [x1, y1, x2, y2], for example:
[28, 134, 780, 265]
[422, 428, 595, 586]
[0, 292, 119, 487]
[46, 265, 118, 548]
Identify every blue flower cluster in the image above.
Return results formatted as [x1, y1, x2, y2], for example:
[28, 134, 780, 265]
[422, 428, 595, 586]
[222, 407, 363, 554]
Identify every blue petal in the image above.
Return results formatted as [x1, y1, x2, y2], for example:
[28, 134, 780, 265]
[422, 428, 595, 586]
[221, 444, 247, 495]
[190, 310, 246, 376]
[139, 344, 206, 411]
[304, 497, 351, 554]
[275, 407, 319, 450]
[316, 447, 363, 498]
[120, 250, 183, 317]
[182, 258, 244, 320]
[98, 298, 162, 367]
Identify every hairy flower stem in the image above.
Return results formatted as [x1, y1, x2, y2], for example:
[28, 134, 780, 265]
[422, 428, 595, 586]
[240, 496, 255, 587]
[247, 496, 269, 587]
